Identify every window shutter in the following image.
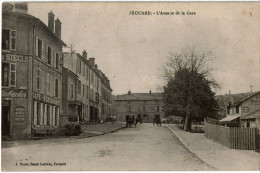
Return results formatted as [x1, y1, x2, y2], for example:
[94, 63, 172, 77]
[34, 101, 37, 125]
[45, 44, 48, 63]
[40, 103, 44, 125]
[44, 104, 47, 125]
[35, 37, 38, 57]
[50, 105, 53, 126]
[52, 106, 55, 126]
[41, 41, 45, 61]
[57, 107, 60, 126]
[54, 51, 56, 68]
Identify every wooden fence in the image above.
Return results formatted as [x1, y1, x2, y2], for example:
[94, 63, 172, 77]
[205, 122, 256, 150]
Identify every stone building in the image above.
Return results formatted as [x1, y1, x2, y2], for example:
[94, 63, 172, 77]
[2, 3, 66, 139]
[220, 91, 260, 128]
[62, 52, 90, 123]
[114, 91, 164, 123]
[61, 67, 79, 126]
[62, 51, 112, 123]
[100, 72, 113, 121]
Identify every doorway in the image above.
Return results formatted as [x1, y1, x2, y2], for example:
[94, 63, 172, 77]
[2, 101, 11, 138]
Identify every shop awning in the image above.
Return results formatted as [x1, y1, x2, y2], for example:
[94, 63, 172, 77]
[241, 110, 260, 120]
[220, 115, 240, 122]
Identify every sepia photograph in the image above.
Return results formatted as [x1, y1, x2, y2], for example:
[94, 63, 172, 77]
[1, 1, 260, 171]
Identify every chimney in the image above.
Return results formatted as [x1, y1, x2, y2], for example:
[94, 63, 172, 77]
[149, 90, 151, 96]
[14, 3, 28, 14]
[48, 11, 55, 32]
[89, 58, 95, 66]
[2, 3, 14, 12]
[128, 90, 131, 95]
[55, 18, 61, 38]
[82, 50, 87, 60]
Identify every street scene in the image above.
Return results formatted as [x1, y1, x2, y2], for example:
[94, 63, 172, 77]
[2, 2, 260, 171]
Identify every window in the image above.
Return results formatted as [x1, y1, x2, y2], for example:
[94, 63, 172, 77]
[37, 102, 41, 125]
[55, 107, 59, 126]
[2, 29, 16, 50]
[78, 80, 81, 94]
[128, 105, 131, 112]
[47, 47, 52, 65]
[157, 106, 160, 112]
[83, 84, 85, 96]
[79, 61, 81, 74]
[70, 83, 74, 98]
[36, 69, 40, 91]
[86, 67, 88, 80]
[54, 78, 58, 97]
[37, 39, 42, 58]
[47, 105, 50, 126]
[2, 63, 9, 86]
[46, 74, 50, 94]
[83, 65, 85, 76]
[87, 85, 89, 98]
[2, 63, 16, 87]
[55, 53, 59, 69]
[143, 105, 146, 112]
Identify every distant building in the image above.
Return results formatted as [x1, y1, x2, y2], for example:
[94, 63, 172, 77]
[2, 3, 66, 139]
[114, 91, 164, 123]
[62, 51, 112, 123]
[61, 67, 79, 126]
[220, 91, 260, 129]
[100, 72, 113, 121]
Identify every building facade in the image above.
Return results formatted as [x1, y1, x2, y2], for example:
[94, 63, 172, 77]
[62, 51, 112, 123]
[100, 72, 113, 121]
[61, 67, 79, 126]
[63, 52, 90, 123]
[2, 3, 66, 139]
[220, 91, 260, 129]
[114, 91, 164, 123]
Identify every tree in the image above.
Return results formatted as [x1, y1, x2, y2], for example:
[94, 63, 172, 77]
[162, 48, 219, 131]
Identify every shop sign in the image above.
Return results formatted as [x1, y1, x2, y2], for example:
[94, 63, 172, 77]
[242, 106, 250, 113]
[33, 92, 60, 105]
[15, 106, 26, 123]
[2, 89, 27, 98]
[2, 54, 29, 62]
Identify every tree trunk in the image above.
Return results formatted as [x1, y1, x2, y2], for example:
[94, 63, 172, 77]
[184, 112, 192, 132]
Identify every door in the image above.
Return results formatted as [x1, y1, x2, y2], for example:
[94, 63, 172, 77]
[2, 101, 11, 138]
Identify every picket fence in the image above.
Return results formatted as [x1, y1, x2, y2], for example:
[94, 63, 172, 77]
[204, 122, 256, 150]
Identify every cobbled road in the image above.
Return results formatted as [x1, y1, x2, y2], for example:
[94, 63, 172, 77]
[2, 123, 214, 171]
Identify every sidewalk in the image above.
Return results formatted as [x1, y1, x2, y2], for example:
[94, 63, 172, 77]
[166, 124, 260, 171]
[2, 122, 125, 149]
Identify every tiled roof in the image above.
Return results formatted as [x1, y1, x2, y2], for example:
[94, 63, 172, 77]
[216, 91, 260, 106]
[115, 93, 162, 101]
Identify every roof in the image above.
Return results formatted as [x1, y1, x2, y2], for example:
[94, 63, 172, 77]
[3, 11, 67, 46]
[115, 93, 162, 101]
[216, 91, 260, 106]
[219, 114, 240, 122]
[241, 110, 260, 120]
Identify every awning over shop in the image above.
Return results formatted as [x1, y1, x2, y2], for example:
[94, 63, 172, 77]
[241, 110, 260, 120]
[220, 114, 240, 122]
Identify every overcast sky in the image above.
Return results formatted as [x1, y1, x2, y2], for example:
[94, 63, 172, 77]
[28, 2, 260, 95]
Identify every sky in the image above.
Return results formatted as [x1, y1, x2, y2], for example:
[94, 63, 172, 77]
[28, 2, 260, 95]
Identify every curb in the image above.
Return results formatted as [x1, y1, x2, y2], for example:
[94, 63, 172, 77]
[165, 125, 217, 170]
[2, 126, 126, 148]
[73, 126, 126, 139]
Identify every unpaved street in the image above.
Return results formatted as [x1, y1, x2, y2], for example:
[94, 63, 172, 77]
[2, 124, 214, 171]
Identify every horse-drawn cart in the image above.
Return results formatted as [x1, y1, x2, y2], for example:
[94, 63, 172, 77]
[125, 114, 137, 127]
